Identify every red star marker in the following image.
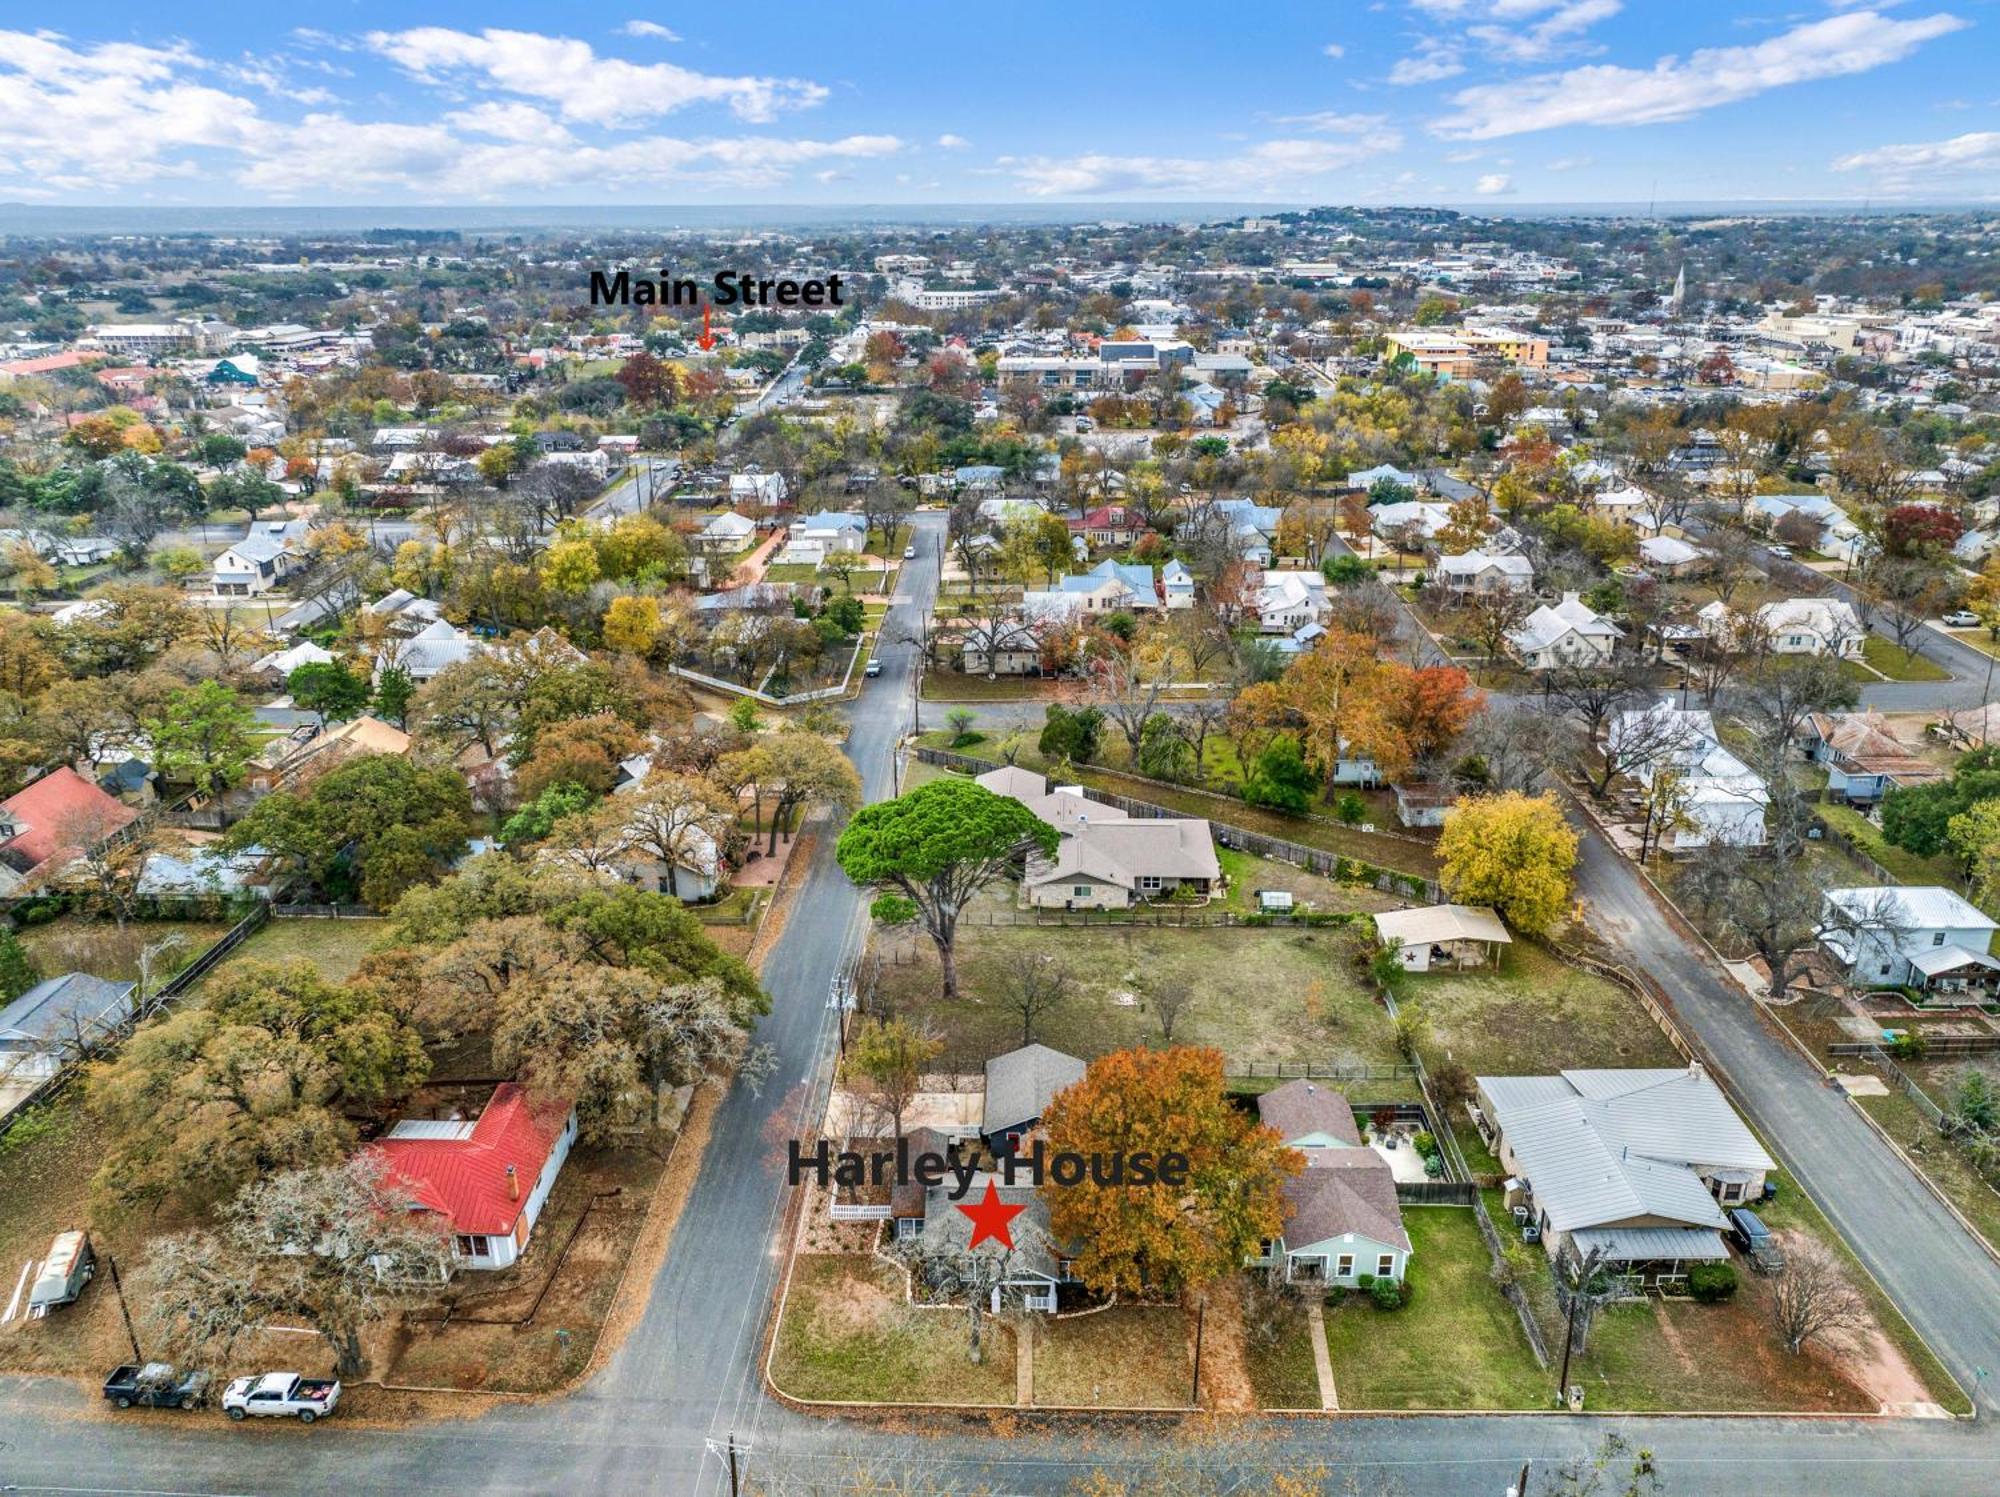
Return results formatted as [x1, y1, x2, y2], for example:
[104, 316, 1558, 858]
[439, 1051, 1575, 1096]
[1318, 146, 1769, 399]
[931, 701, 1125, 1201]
[956, 1180, 1027, 1251]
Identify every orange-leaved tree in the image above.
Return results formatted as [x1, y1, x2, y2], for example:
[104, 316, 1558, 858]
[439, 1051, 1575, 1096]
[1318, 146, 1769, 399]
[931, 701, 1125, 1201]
[1041, 1046, 1299, 1298]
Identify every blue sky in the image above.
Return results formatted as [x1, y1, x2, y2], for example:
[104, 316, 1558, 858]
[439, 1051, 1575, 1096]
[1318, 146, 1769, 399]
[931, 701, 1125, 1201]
[0, 2, 1996, 206]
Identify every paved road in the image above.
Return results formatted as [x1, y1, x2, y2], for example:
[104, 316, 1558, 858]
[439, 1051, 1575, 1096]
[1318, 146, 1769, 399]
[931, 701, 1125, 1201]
[11, 516, 2000, 1492]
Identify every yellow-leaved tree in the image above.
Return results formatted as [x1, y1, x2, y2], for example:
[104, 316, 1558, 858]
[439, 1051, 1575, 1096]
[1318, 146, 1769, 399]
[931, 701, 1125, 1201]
[1436, 790, 1579, 936]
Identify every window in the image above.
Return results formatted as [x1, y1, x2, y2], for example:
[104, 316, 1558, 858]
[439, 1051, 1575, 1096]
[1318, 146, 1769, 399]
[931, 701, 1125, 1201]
[1720, 1182, 1743, 1203]
[1377, 1254, 1395, 1277]
[1934, 931, 1948, 947]
[1335, 1254, 1354, 1278]
[455, 1234, 490, 1258]
[1074, 885, 1091, 897]
[1257, 1238, 1273, 1259]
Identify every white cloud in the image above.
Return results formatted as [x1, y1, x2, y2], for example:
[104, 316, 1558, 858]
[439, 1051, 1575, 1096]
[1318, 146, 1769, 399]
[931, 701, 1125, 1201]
[1546, 153, 1594, 171]
[619, 21, 682, 41]
[936, 133, 970, 148]
[1001, 134, 1403, 197]
[1468, 0, 1622, 62]
[0, 29, 895, 199]
[1322, 42, 1346, 57]
[1833, 130, 2000, 185]
[1435, 8, 1967, 138]
[1475, 172, 1514, 193]
[1267, 110, 1391, 133]
[1388, 39, 1465, 84]
[364, 26, 828, 125]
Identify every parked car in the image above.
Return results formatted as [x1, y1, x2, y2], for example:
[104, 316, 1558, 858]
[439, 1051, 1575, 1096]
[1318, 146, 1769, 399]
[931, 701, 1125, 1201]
[222, 1372, 341, 1423]
[1728, 1207, 1785, 1272]
[1766, 544, 1793, 560]
[864, 659, 883, 678]
[27, 1230, 93, 1317]
[903, 545, 917, 560]
[1943, 609, 1980, 628]
[104, 1362, 211, 1411]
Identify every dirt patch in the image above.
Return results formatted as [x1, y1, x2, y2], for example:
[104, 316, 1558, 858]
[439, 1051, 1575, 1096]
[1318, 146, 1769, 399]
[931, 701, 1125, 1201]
[1841, 1323, 1928, 1407]
[1649, 1297, 1698, 1378]
[1195, 1280, 1256, 1414]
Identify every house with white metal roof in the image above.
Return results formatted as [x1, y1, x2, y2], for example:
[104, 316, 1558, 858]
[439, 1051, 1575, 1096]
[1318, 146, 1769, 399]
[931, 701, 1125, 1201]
[1820, 885, 2000, 1002]
[1506, 592, 1623, 670]
[1476, 1066, 1773, 1287]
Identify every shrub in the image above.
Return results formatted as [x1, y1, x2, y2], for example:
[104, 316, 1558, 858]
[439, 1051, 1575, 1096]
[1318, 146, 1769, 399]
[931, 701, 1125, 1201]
[1688, 1262, 1738, 1303]
[1888, 1031, 1929, 1062]
[1334, 792, 1368, 825]
[1369, 1275, 1407, 1310]
[1412, 1130, 1439, 1161]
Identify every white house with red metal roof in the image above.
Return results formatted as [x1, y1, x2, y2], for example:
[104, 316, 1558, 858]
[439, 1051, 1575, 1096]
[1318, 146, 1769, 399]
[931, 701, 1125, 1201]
[368, 1084, 578, 1270]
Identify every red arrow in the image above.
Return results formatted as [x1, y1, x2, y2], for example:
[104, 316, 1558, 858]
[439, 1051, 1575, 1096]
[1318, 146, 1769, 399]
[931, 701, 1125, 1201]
[698, 303, 716, 352]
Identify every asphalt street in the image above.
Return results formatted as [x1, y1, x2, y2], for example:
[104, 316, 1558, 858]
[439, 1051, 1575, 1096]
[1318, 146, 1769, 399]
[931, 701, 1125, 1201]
[8, 514, 2000, 1493]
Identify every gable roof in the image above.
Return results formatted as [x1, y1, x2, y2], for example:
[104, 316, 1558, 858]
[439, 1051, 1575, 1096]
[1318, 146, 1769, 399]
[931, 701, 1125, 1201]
[1824, 884, 1998, 934]
[983, 1043, 1085, 1134]
[973, 765, 1049, 801]
[1508, 593, 1624, 654]
[1281, 1151, 1410, 1253]
[1479, 1067, 1773, 1234]
[1373, 904, 1512, 948]
[0, 767, 139, 872]
[1257, 1080, 1361, 1147]
[369, 1084, 573, 1238]
[0, 972, 134, 1054]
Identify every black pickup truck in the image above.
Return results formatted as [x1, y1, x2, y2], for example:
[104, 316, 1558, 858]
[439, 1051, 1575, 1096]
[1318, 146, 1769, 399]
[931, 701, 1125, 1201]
[103, 1362, 211, 1410]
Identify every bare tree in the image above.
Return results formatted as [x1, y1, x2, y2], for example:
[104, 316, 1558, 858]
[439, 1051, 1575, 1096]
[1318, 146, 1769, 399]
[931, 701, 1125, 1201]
[1741, 654, 1859, 756]
[1000, 953, 1072, 1047]
[1544, 663, 1649, 796]
[1770, 1240, 1867, 1356]
[897, 1205, 1056, 1363]
[1461, 586, 1534, 669]
[1153, 984, 1195, 1045]
[1454, 705, 1557, 795]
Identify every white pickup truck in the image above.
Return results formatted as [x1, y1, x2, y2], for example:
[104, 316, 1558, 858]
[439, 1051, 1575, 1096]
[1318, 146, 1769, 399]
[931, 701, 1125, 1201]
[221, 1371, 341, 1423]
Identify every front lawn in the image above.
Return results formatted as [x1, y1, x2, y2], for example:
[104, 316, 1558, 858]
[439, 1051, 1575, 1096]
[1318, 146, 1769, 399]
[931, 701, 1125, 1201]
[869, 920, 1401, 1074]
[1319, 1205, 1545, 1410]
[1033, 1304, 1191, 1408]
[768, 1255, 1015, 1405]
[1843, 636, 1951, 683]
[1242, 1290, 1323, 1409]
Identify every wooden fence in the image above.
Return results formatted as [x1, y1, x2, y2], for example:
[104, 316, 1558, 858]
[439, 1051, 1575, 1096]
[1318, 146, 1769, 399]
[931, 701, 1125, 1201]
[669, 633, 866, 708]
[273, 902, 380, 920]
[912, 748, 1444, 903]
[1397, 1181, 1477, 1205]
[1225, 1059, 1419, 1083]
[1831, 1033, 2000, 1058]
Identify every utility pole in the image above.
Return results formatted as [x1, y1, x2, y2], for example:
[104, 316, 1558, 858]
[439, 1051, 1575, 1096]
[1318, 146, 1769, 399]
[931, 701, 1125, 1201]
[1189, 1297, 1206, 1408]
[105, 1255, 142, 1363]
[727, 1433, 740, 1497]
[1508, 1459, 1531, 1497]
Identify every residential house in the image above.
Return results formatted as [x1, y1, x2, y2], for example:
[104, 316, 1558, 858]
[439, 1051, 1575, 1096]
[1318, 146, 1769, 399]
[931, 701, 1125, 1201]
[1477, 1066, 1774, 1288]
[1347, 463, 1418, 493]
[210, 517, 311, 597]
[1161, 559, 1196, 609]
[1392, 781, 1457, 829]
[981, 1042, 1086, 1154]
[1069, 505, 1142, 549]
[1432, 549, 1534, 597]
[1761, 598, 1865, 659]
[959, 616, 1045, 677]
[1506, 593, 1624, 670]
[375, 620, 485, 685]
[0, 972, 135, 1094]
[793, 510, 869, 555]
[1798, 712, 1944, 805]
[1607, 703, 1768, 849]
[364, 589, 446, 637]
[1245, 1081, 1410, 1287]
[909, 1172, 1077, 1312]
[135, 844, 276, 901]
[250, 714, 412, 794]
[1588, 485, 1661, 532]
[252, 640, 336, 682]
[1254, 570, 1329, 634]
[1056, 559, 1158, 613]
[696, 511, 758, 553]
[1636, 535, 1702, 577]
[369, 1083, 578, 1271]
[0, 768, 140, 894]
[1746, 494, 1868, 565]
[1372, 904, 1512, 972]
[729, 470, 789, 510]
[1369, 500, 1453, 546]
[1181, 499, 1280, 565]
[1820, 886, 2000, 1001]
[973, 767, 1221, 909]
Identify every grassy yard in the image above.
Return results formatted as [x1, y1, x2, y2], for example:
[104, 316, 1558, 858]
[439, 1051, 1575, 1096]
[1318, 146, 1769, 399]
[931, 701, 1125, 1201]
[1034, 1305, 1191, 1408]
[768, 1255, 1015, 1405]
[1856, 1086, 2000, 1263]
[921, 675, 1064, 702]
[17, 917, 236, 985]
[1319, 1206, 1545, 1410]
[207, 915, 385, 984]
[869, 919, 1401, 1074]
[1844, 636, 1951, 683]
[1242, 1292, 1323, 1410]
[1814, 800, 1968, 888]
[1402, 943, 1687, 1079]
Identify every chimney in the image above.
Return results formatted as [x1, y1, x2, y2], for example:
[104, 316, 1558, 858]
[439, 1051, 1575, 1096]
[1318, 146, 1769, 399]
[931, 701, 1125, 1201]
[505, 1164, 520, 1201]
